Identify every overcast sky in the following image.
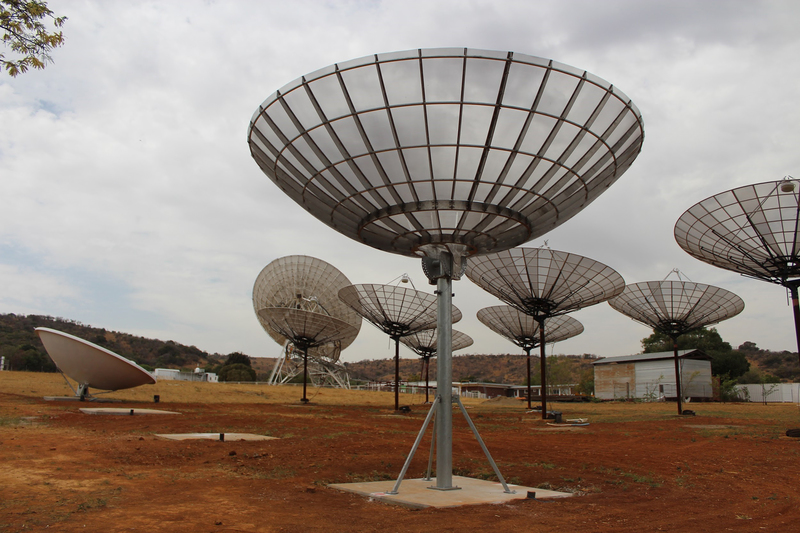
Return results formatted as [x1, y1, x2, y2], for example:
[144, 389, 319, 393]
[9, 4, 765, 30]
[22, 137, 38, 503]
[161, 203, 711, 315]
[2, 0, 800, 366]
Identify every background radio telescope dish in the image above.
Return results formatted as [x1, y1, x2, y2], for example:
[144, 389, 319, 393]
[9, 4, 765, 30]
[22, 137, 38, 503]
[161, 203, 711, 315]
[338, 283, 461, 410]
[467, 247, 623, 417]
[257, 307, 358, 403]
[401, 328, 473, 404]
[477, 306, 583, 409]
[35, 327, 156, 399]
[608, 280, 744, 414]
[674, 179, 800, 358]
[253, 255, 361, 360]
[248, 48, 645, 259]
[477, 306, 584, 348]
[400, 328, 473, 357]
[467, 248, 626, 317]
[338, 284, 455, 337]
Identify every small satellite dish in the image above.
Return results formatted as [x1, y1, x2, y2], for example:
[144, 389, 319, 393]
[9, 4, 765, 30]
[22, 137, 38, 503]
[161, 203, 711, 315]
[36, 327, 156, 398]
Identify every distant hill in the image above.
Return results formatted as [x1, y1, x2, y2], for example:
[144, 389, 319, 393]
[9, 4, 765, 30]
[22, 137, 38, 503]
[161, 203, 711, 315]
[0, 313, 226, 373]
[345, 353, 600, 386]
[737, 341, 800, 382]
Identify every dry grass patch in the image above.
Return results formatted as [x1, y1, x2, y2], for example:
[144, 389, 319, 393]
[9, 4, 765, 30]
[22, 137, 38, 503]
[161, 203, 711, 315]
[0, 371, 486, 408]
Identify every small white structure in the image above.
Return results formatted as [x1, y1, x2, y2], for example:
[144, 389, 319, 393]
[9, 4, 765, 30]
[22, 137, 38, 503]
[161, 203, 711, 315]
[154, 368, 218, 383]
[593, 350, 713, 400]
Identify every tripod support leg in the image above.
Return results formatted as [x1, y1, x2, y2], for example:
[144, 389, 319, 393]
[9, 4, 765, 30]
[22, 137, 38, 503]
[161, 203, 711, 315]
[386, 396, 440, 495]
[455, 396, 514, 494]
[424, 416, 437, 481]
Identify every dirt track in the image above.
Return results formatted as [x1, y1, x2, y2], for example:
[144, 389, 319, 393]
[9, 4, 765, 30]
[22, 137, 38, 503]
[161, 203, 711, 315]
[2, 373, 800, 532]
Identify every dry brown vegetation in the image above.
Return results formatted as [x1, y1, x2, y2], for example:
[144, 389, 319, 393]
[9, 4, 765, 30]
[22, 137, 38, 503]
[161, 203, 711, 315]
[2, 371, 800, 532]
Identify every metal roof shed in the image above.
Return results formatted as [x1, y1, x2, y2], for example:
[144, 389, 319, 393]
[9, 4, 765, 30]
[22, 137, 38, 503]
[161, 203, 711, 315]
[593, 350, 712, 401]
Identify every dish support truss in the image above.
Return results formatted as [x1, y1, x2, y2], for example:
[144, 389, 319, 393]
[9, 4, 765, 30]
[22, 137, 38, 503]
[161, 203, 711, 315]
[267, 340, 351, 389]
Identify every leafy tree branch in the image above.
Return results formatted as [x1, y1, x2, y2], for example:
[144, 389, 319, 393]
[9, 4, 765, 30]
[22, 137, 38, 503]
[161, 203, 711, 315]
[1, 0, 66, 76]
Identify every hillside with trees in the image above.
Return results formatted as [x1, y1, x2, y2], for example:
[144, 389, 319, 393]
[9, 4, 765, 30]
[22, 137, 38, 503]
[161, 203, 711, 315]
[737, 341, 800, 383]
[4, 313, 799, 388]
[345, 353, 599, 392]
[0, 313, 225, 372]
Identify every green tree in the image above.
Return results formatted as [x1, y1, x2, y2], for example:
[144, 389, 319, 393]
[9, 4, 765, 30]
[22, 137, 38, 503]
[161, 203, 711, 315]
[738, 368, 780, 384]
[641, 327, 731, 354]
[546, 355, 573, 385]
[574, 368, 594, 396]
[710, 350, 750, 379]
[1, 0, 66, 76]
[19, 344, 55, 372]
[218, 363, 256, 382]
[224, 352, 251, 367]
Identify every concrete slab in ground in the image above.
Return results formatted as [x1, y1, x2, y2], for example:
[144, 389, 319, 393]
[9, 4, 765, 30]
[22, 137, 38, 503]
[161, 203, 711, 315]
[155, 433, 278, 441]
[79, 408, 180, 415]
[329, 475, 572, 509]
[44, 396, 121, 403]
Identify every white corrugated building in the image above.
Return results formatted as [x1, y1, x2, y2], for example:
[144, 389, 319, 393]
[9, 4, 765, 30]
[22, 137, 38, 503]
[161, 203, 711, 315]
[593, 350, 713, 400]
[154, 367, 218, 383]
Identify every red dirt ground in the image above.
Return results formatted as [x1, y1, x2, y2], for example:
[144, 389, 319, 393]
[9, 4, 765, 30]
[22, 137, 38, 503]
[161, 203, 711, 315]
[2, 390, 800, 532]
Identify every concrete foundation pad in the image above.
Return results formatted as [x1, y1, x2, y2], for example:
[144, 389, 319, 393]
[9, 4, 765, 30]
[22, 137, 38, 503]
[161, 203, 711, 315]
[44, 396, 121, 403]
[79, 408, 180, 415]
[329, 475, 573, 509]
[156, 433, 278, 441]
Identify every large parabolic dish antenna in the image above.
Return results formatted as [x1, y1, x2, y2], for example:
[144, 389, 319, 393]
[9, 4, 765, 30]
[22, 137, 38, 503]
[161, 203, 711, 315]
[253, 255, 361, 360]
[467, 248, 626, 316]
[36, 327, 156, 399]
[248, 48, 644, 259]
[477, 306, 583, 409]
[674, 179, 800, 358]
[248, 48, 644, 493]
[467, 247, 624, 417]
[608, 280, 744, 414]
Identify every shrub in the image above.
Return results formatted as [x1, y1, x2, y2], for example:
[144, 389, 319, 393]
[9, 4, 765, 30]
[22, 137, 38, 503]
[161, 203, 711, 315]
[218, 363, 256, 382]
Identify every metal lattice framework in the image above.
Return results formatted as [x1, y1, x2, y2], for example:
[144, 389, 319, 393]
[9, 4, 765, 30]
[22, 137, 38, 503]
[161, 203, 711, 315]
[253, 255, 361, 361]
[608, 280, 744, 414]
[674, 180, 800, 284]
[401, 328, 473, 357]
[338, 283, 462, 410]
[258, 307, 358, 403]
[257, 308, 358, 351]
[477, 306, 583, 350]
[467, 247, 623, 415]
[338, 284, 459, 338]
[674, 179, 800, 358]
[608, 281, 744, 338]
[477, 306, 583, 409]
[248, 48, 644, 259]
[401, 329, 473, 403]
[467, 248, 625, 318]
